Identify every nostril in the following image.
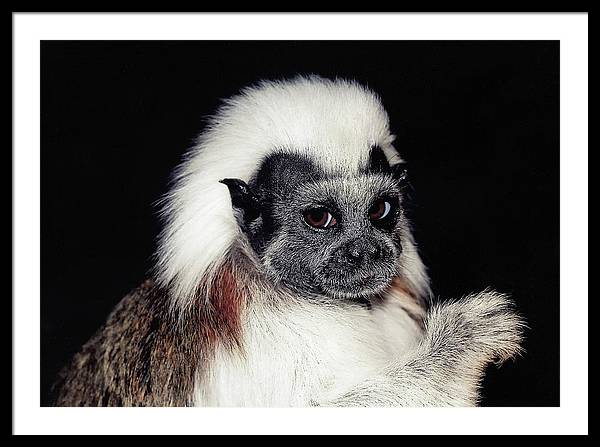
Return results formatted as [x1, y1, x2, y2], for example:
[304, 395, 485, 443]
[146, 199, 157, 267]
[370, 245, 382, 260]
[343, 242, 364, 265]
[347, 247, 362, 263]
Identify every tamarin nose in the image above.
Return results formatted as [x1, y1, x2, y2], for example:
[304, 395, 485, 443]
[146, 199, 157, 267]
[345, 240, 382, 264]
[347, 246, 363, 264]
[369, 244, 382, 260]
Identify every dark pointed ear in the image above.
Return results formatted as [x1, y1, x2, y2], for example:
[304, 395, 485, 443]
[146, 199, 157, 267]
[368, 145, 408, 186]
[219, 178, 260, 222]
[368, 145, 391, 174]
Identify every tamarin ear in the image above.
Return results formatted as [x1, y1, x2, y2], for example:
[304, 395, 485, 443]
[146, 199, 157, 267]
[368, 145, 391, 174]
[219, 178, 261, 222]
[368, 145, 408, 185]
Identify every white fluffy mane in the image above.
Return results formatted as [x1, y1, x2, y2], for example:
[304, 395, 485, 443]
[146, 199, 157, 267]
[155, 75, 424, 310]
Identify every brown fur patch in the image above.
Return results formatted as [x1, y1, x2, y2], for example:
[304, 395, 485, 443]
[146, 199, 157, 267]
[387, 277, 428, 328]
[54, 261, 247, 406]
[199, 261, 245, 352]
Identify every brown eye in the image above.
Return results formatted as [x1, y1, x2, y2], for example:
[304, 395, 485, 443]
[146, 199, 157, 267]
[303, 207, 337, 229]
[369, 199, 392, 221]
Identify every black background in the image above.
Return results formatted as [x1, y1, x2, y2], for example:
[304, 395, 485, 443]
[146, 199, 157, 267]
[41, 41, 559, 406]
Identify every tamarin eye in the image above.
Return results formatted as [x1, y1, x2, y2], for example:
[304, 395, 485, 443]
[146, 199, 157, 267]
[303, 207, 337, 229]
[369, 199, 393, 221]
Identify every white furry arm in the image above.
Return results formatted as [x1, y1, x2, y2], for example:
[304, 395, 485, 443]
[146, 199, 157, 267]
[321, 291, 525, 407]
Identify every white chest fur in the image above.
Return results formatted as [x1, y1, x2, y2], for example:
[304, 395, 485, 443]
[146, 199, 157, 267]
[193, 295, 423, 407]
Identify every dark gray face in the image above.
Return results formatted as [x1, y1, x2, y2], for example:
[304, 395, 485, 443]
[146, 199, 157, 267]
[221, 147, 408, 300]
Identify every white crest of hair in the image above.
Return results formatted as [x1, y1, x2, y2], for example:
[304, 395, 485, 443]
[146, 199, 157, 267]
[155, 75, 418, 310]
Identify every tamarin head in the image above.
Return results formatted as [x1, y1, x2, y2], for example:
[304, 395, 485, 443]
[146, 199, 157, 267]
[156, 76, 430, 309]
[221, 147, 410, 299]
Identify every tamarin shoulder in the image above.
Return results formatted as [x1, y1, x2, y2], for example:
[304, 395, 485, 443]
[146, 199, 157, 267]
[53, 280, 204, 407]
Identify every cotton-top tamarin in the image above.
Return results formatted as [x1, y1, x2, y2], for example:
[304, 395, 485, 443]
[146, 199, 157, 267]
[54, 76, 524, 407]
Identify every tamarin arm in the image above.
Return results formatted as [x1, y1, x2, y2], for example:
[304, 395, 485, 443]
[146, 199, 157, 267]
[321, 291, 524, 407]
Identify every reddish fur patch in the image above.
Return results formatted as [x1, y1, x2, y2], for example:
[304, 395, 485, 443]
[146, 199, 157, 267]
[390, 277, 416, 299]
[388, 277, 427, 328]
[198, 262, 245, 352]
